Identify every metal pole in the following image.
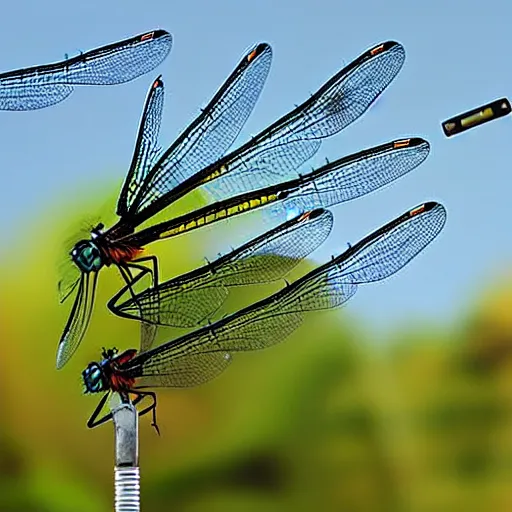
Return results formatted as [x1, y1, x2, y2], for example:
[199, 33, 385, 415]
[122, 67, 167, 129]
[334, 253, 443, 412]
[111, 394, 140, 512]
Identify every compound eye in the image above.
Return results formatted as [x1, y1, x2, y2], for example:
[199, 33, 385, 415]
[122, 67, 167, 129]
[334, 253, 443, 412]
[83, 364, 104, 392]
[86, 246, 99, 261]
[82, 244, 102, 270]
[91, 381, 102, 392]
[84, 246, 94, 262]
[90, 367, 101, 380]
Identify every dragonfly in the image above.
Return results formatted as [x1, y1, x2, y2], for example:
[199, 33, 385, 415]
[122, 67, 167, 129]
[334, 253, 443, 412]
[58, 40, 406, 369]
[0, 30, 172, 110]
[82, 201, 447, 432]
[109, 208, 334, 334]
[108, 136, 430, 333]
[59, 133, 429, 369]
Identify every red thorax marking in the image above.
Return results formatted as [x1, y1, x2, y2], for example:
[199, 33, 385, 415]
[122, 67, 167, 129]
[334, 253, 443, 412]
[109, 373, 136, 392]
[105, 243, 143, 265]
[108, 349, 138, 392]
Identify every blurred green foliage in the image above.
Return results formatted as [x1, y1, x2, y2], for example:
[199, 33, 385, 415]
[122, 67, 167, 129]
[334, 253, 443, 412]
[1, 182, 512, 511]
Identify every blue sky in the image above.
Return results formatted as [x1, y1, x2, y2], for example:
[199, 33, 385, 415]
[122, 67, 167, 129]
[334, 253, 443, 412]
[0, 0, 510, 332]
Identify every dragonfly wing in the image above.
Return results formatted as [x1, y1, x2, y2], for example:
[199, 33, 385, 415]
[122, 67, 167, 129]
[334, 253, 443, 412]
[140, 321, 159, 353]
[153, 285, 228, 327]
[203, 138, 321, 201]
[331, 202, 447, 285]
[127, 138, 431, 246]
[273, 138, 430, 218]
[114, 281, 229, 329]
[56, 271, 98, 369]
[277, 203, 447, 312]
[0, 31, 172, 111]
[117, 77, 165, 216]
[0, 84, 73, 111]
[203, 41, 405, 201]
[58, 30, 172, 85]
[113, 209, 332, 329]
[57, 257, 81, 303]
[136, 351, 232, 388]
[58, 275, 80, 304]
[216, 208, 333, 286]
[135, 300, 304, 378]
[133, 202, 445, 379]
[131, 43, 272, 214]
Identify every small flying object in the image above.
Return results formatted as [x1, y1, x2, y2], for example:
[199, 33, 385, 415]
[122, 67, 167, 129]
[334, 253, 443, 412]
[442, 97, 511, 137]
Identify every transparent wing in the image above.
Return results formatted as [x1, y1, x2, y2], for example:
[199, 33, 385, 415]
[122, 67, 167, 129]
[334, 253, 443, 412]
[202, 41, 405, 201]
[0, 84, 73, 110]
[58, 270, 80, 304]
[124, 138, 431, 247]
[56, 272, 98, 369]
[203, 138, 321, 202]
[117, 76, 165, 216]
[0, 30, 172, 111]
[111, 209, 333, 328]
[287, 202, 447, 311]
[140, 321, 159, 353]
[136, 286, 230, 329]
[131, 201, 445, 383]
[274, 138, 430, 218]
[136, 352, 232, 388]
[213, 208, 333, 286]
[51, 30, 172, 85]
[131, 43, 272, 214]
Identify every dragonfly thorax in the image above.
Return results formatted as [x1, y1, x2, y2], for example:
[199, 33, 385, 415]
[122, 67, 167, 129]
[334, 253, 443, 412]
[71, 240, 104, 273]
[82, 361, 109, 393]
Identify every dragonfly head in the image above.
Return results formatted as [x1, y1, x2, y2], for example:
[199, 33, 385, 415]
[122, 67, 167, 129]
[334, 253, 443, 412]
[82, 361, 109, 394]
[71, 240, 104, 273]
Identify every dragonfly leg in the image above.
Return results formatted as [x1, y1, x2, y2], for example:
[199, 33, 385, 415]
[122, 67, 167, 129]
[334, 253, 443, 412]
[126, 257, 162, 325]
[108, 264, 162, 335]
[118, 264, 151, 317]
[87, 392, 112, 428]
[108, 263, 152, 316]
[122, 261, 161, 327]
[130, 389, 160, 435]
[87, 392, 146, 429]
[130, 255, 159, 288]
[124, 256, 161, 295]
